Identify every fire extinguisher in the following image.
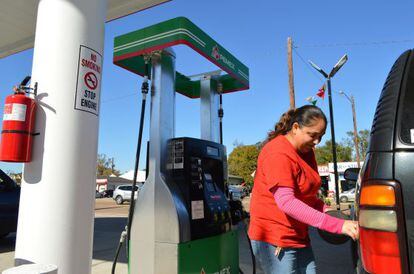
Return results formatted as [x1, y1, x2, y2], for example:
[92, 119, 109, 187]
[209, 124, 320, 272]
[0, 76, 38, 162]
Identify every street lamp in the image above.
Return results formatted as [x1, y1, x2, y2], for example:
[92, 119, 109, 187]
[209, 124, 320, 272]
[339, 91, 361, 168]
[308, 54, 348, 207]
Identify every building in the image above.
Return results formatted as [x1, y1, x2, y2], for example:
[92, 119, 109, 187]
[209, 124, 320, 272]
[228, 174, 244, 185]
[96, 175, 133, 192]
[318, 161, 363, 194]
[120, 169, 146, 182]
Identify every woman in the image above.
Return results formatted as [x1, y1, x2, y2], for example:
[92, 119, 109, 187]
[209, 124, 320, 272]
[248, 105, 358, 274]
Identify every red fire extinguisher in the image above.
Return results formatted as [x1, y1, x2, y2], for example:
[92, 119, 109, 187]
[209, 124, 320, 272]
[0, 77, 37, 162]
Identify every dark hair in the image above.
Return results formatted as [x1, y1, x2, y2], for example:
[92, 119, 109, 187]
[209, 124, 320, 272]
[267, 105, 327, 141]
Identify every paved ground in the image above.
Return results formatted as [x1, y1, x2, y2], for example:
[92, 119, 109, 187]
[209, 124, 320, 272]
[0, 197, 356, 274]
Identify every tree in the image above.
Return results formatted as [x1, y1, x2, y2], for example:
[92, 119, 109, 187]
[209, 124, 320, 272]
[5, 171, 22, 185]
[228, 144, 260, 187]
[345, 129, 370, 160]
[315, 140, 353, 165]
[97, 154, 120, 176]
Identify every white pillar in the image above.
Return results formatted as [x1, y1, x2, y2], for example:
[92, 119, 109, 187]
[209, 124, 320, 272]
[14, 1, 107, 274]
[200, 78, 220, 143]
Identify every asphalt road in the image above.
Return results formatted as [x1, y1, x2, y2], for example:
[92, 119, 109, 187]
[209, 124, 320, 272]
[0, 197, 356, 274]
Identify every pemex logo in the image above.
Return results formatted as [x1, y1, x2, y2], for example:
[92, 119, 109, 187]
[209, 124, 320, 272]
[211, 44, 235, 70]
[212, 45, 220, 60]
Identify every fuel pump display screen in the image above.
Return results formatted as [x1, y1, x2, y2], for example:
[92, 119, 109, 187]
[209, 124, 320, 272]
[206, 146, 219, 157]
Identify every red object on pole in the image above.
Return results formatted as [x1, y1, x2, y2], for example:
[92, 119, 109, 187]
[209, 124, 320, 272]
[0, 92, 37, 162]
[317, 84, 326, 99]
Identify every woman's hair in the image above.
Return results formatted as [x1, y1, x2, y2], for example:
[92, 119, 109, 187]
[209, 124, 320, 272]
[267, 105, 327, 142]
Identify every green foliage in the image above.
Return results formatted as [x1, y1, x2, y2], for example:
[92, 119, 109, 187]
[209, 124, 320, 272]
[5, 171, 22, 184]
[97, 154, 121, 176]
[345, 129, 370, 159]
[315, 139, 353, 165]
[228, 144, 260, 187]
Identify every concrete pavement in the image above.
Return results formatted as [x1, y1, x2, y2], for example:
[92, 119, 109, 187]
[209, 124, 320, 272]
[0, 198, 260, 274]
[0, 197, 356, 274]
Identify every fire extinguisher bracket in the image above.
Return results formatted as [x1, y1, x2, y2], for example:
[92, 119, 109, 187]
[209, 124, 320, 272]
[1, 130, 39, 136]
[14, 81, 38, 97]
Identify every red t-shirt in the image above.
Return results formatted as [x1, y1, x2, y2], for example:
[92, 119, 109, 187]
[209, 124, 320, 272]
[248, 135, 322, 248]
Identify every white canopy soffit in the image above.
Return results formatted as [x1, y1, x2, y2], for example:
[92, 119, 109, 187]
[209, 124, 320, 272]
[0, 0, 170, 59]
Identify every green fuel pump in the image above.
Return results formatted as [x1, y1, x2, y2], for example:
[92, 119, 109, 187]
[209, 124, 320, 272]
[113, 17, 249, 274]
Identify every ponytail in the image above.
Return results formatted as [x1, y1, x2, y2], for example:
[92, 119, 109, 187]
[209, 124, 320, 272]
[267, 109, 296, 140]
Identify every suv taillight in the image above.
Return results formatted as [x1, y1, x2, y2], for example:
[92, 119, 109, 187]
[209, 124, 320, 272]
[358, 182, 407, 274]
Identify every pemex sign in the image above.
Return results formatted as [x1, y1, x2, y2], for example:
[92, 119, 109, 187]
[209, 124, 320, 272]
[113, 17, 249, 98]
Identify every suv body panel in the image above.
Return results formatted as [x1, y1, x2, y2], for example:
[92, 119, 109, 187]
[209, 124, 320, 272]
[394, 152, 414, 271]
[356, 50, 414, 273]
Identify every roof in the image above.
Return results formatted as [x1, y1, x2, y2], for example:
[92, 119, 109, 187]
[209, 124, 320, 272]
[120, 170, 146, 182]
[0, 0, 170, 59]
[96, 176, 133, 184]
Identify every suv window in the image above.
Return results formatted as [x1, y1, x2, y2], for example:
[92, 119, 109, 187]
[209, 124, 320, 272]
[118, 186, 138, 191]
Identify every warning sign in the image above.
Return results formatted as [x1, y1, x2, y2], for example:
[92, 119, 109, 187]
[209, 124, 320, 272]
[3, 103, 26, 121]
[84, 72, 98, 90]
[74, 45, 102, 116]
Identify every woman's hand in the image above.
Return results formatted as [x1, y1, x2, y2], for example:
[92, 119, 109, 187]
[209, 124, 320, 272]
[341, 220, 359, 241]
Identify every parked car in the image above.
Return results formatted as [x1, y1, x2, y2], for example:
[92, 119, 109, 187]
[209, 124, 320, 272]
[0, 169, 20, 238]
[113, 185, 140, 205]
[95, 190, 103, 198]
[100, 189, 113, 198]
[339, 188, 355, 203]
[228, 185, 246, 201]
[344, 50, 414, 274]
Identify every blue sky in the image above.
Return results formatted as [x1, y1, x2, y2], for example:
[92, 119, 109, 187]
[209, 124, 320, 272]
[1, 0, 414, 173]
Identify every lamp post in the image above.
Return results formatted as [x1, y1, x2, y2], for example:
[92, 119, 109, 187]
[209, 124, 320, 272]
[308, 54, 348, 207]
[339, 91, 361, 168]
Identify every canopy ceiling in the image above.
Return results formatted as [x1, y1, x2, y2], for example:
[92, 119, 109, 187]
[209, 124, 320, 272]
[0, 0, 170, 59]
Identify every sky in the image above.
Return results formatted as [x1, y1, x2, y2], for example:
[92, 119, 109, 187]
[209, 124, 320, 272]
[1, 0, 414, 174]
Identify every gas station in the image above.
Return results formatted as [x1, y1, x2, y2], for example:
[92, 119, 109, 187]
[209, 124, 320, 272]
[0, 1, 251, 274]
[0, 1, 369, 273]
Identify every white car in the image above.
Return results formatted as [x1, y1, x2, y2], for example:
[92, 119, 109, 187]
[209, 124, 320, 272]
[339, 188, 355, 203]
[113, 185, 140, 205]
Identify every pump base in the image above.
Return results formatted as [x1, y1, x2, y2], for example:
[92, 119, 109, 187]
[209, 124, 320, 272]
[178, 230, 239, 274]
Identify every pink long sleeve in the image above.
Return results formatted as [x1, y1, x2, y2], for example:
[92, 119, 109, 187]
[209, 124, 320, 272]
[272, 187, 344, 234]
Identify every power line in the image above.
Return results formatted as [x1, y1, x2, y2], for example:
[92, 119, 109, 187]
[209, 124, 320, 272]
[292, 46, 325, 82]
[289, 45, 327, 107]
[101, 92, 139, 104]
[296, 39, 414, 49]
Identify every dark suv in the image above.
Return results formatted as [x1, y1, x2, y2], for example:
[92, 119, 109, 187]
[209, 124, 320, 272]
[347, 49, 414, 274]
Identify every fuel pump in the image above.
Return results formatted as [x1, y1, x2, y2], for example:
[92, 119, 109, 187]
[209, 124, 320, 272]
[112, 17, 250, 274]
[167, 137, 231, 240]
[0, 76, 38, 163]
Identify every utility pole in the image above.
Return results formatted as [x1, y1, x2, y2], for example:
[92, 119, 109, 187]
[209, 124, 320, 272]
[287, 37, 295, 109]
[350, 96, 361, 168]
[339, 91, 361, 168]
